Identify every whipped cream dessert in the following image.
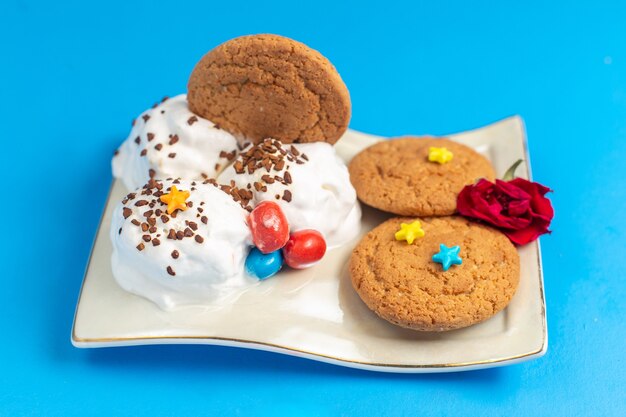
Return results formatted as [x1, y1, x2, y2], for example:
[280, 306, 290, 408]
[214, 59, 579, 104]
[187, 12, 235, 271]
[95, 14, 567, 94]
[110, 178, 253, 310]
[218, 139, 361, 247]
[112, 95, 239, 191]
[106, 36, 361, 311]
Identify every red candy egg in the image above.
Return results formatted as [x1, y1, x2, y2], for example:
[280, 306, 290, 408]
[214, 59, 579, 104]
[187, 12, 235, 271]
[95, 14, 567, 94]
[248, 201, 290, 254]
[282, 229, 327, 269]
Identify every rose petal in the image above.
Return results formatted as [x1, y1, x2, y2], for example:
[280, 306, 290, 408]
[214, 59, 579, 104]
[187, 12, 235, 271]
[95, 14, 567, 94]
[503, 219, 551, 245]
[510, 178, 551, 197]
[498, 212, 532, 229]
[508, 199, 530, 217]
[495, 179, 531, 200]
[458, 182, 497, 222]
[529, 194, 554, 222]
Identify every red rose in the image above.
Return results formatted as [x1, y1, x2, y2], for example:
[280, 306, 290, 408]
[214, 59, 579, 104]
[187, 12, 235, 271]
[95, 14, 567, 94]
[457, 178, 554, 245]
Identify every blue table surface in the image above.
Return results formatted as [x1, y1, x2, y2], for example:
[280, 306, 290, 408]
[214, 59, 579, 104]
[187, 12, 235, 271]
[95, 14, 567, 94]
[1, 1, 624, 416]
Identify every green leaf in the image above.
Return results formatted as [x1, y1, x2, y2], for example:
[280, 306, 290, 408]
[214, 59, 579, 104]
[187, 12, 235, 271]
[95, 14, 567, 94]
[502, 159, 523, 181]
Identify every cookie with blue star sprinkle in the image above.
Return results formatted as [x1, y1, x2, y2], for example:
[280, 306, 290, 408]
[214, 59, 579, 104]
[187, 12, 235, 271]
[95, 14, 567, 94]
[350, 216, 519, 331]
[432, 244, 463, 271]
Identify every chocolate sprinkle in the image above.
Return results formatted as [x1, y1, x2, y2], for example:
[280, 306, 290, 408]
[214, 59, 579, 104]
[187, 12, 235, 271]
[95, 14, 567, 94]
[147, 132, 155, 141]
[282, 190, 292, 202]
[171, 250, 179, 259]
[122, 207, 132, 219]
[187, 116, 198, 125]
[142, 235, 151, 242]
[136, 243, 145, 251]
[140, 149, 147, 157]
[152, 238, 160, 247]
[219, 150, 237, 161]
[167, 266, 176, 276]
[201, 216, 208, 224]
[229, 139, 306, 177]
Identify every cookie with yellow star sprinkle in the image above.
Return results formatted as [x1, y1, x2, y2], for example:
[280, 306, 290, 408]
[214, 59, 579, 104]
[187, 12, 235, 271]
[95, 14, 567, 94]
[350, 216, 519, 331]
[348, 137, 495, 216]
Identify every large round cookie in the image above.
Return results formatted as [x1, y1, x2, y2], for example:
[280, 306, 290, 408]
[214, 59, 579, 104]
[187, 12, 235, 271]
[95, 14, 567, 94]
[348, 137, 495, 216]
[350, 216, 520, 331]
[188, 34, 351, 145]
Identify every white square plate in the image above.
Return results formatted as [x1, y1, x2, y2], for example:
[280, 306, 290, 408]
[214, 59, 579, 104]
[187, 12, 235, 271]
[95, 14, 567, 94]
[72, 116, 547, 373]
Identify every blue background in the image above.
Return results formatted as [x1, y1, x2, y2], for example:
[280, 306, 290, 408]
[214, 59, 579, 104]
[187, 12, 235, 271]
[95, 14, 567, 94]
[1, 1, 624, 415]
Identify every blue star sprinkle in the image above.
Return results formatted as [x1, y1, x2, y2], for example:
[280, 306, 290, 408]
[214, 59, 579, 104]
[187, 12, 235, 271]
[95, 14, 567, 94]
[432, 244, 463, 271]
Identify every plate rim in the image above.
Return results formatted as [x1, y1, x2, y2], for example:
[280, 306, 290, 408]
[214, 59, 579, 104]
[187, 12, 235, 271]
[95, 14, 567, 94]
[71, 115, 548, 373]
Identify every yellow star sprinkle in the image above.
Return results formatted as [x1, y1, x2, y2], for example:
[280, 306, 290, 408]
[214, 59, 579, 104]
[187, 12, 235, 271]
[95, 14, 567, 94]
[428, 146, 454, 164]
[160, 185, 190, 214]
[394, 221, 425, 245]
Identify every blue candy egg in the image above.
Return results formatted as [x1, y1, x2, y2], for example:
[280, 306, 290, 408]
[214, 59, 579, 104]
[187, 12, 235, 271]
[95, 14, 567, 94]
[245, 247, 284, 280]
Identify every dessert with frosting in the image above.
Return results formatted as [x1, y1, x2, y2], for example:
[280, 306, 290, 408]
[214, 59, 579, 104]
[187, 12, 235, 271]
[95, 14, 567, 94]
[108, 34, 358, 309]
[110, 178, 252, 309]
[112, 94, 239, 191]
[218, 139, 360, 247]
